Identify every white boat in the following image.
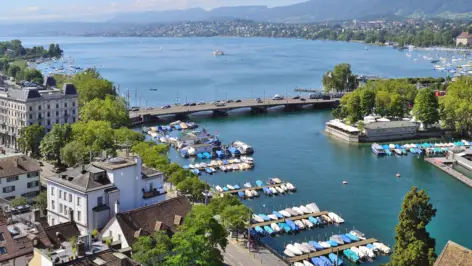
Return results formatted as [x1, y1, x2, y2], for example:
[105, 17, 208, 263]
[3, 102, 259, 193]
[322, 215, 332, 223]
[373, 242, 391, 253]
[286, 208, 298, 216]
[328, 212, 345, 224]
[302, 242, 316, 252]
[350, 230, 366, 240]
[279, 210, 291, 217]
[189, 164, 195, 169]
[319, 242, 331, 248]
[357, 246, 369, 258]
[269, 187, 278, 194]
[299, 205, 311, 214]
[350, 247, 364, 258]
[215, 186, 223, 192]
[244, 182, 252, 188]
[294, 220, 305, 230]
[251, 190, 259, 197]
[159, 136, 168, 143]
[233, 141, 254, 154]
[286, 244, 303, 255]
[302, 219, 313, 228]
[270, 223, 281, 233]
[286, 183, 296, 191]
[359, 246, 375, 258]
[303, 260, 314, 266]
[294, 263, 304, 266]
[284, 249, 295, 257]
[194, 164, 201, 169]
[306, 203, 320, 213]
[389, 144, 395, 149]
[271, 177, 282, 184]
[292, 207, 304, 215]
[294, 243, 310, 254]
[233, 158, 241, 164]
[267, 214, 278, 220]
[209, 167, 216, 173]
[252, 214, 264, 223]
[227, 185, 235, 190]
[280, 184, 288, 192]
[275, 186, 284, 194]
[245, 190, 253, 198]
[213, 50, 224, 56]
[219, 165, 226, 171]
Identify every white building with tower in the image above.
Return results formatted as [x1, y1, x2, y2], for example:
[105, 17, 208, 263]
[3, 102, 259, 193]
[44, 156, 166, 234]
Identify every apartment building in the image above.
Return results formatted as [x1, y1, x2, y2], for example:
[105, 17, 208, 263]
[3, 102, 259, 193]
[0, 154, 41, 200]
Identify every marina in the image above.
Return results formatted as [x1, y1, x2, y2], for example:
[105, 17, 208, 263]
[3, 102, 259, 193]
[215, 178, 296, 198]
[371, 140, 471, 157]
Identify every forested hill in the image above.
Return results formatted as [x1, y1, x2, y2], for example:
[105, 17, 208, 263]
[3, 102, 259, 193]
[110, 0, 472, 23]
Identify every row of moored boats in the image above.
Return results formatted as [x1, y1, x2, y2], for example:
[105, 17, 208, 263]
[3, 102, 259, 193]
[186, 157, 254, 175]
[285, 230, 391, 266]
[215, 179, 296, 199]
[372, 140, 471, 156]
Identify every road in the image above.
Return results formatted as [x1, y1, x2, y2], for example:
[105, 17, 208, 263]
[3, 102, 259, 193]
[223, 239, 287, 266]
[130, 97, 337, 118]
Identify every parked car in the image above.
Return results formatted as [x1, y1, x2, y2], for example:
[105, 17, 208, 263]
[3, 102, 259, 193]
[273, 94, 284, 100]
[226, 100, 234, 103]
[235, 99, 242, 103]
[256, 98, 263, 103]
[300, 98, 306, 101]
[161, 105, 171, 109]
[293, 95, 300, 99]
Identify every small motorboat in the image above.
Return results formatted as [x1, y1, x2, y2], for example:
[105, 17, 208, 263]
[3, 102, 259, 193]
[302, 260, 314, 266]
[366, 243, 379, 252]
[330, 235, 344, 245]
[251, 190, 259, 197]
[351, 246, 364, 259]
[294, 263, 304, 266]
[270, 177, 282, 184]
[269, 187, 278, 194]
[189, 164, 195, 169]
[343, 249, 360, 263]
[279, 222, 291, 233]
[233, 184, 240, 190]
[299, 205, 311, 214]
[243, 182, 252, 188]
[286, 208, 298, 216]
[286, 182, 296, 191]
[317, 216, 327, 224]
[272, 211, 284, 219]
[222, 186, 229, 192]
[285, 219, 298, 231]
[267, 214, 278, 220]
[341, 234, 351, 243]
[286, 244, 303, 256]
[322, 215, 332, 223]
[328, 212, 344, 223]
[258, 214, 270, 221]
[292, 207, 304, 215]
[215, 186, 223, 192]
[275, 186, 284, 194]
[245, 190, 253, 198]
[284, 249, 295, 257]
[345, 233, 359, 241]
[263, 187, 272, 195]
[254, 226, 264, 234]
[219, 165, 226, 171]
[319, 256, 332, 265]
[294, 243, 310, 254]
[280, 184, 288, 192]
[328, 253, 343, 265]
[373, 242, 391, 253]
[302, 242, 316, 252]
[237, 191, 245, 198]
[279, 210, 291, 217]
[270, 223, 280, 233]
[308, 216, 319, 226]
[226, 185, 235, 190]
[319, 242, 331, 249]
[204, 168, 213, 174]
[255, 180, 264, 187]
[294, 220, 305, 230]
[263, 226, 274, 235]
[359, 246, 375, 258]
[350, 230, 366, 240]
[306, 203, 320, 213]
[327, 240, 338, 247]
[309, 241, 323, 250]
[302, 219, 314, 228]
[252, 214, 264, 223]
[311, 258, 324, 265]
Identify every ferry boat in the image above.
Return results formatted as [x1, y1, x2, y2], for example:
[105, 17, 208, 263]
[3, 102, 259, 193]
[372, 143, 386, 155]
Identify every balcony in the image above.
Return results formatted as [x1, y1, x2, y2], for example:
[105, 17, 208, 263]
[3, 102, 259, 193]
[142, 188, 166, 199]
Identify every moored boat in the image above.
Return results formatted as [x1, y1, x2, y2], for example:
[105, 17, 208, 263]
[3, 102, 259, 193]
[343, 249, 359, 263]
[319, 242, 331, 249]
[267, 214, 278, 220]
[284, 249, 295, 257]
[306, 203, 320, 213]
[302, 242, 316, 252]
[299, 205, 311, 214]
[286, 244, 303, 256]
[350, 230, 366, 240]
[328, 212, 344, 223]
[309, 241, 323, 251]
[252, 214, 264, 223]
[330, 235, 344, 245]
[272, 211, 284, 219]
[270, 223, 281, 233]
[372, 143, 386, 155]
[359, 246, 375, 258]
[245, 190, 253, 198]
[279, 210, 291, 217]
[294, 243, 310, 254]
[328, 253, 343, 265]
[302, 219, 314, 228]
[294, 220, 305, 230]
[251, 190, 259, 197]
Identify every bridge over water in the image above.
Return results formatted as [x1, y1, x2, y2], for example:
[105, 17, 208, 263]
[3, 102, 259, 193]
[129, 97, 338, 124]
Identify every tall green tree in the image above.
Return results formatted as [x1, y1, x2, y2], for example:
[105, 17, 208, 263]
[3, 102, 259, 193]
[220, 205, 251, 234]
[360, 88, 376, 115]
[413, 88, 440, 128]
[18, 124, 45, 157]
[71, 120, 115, 154]
[388, 186, 437, 266]
[132, 232, 171, 266]
[80, 95, 129, 128]
[10, 197, 28, 208]
[114, 127, 144, 146]
[60, 141, 90, 167]
[176, 177, 209, 202]
[73, 69, 114, 107]
[40, 124, 72, 164]
[441, 77, 472, 134]
[322, 63, 356, 92]
[33, 192, 48, 214]
[388, 94, 407, 118]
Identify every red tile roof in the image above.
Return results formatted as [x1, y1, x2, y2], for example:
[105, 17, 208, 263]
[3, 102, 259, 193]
[458, 32, 472, 38]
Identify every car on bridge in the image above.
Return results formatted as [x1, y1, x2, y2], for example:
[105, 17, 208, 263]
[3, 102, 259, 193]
[273, 94, 284, 100]
[189, 102, 197, 106]
[293, 95, 300, 99]
[235, 99, 242, 103]
[161, 105, 171, 109]
[215, 102, 226, 107]
[197, 101, 206, 105]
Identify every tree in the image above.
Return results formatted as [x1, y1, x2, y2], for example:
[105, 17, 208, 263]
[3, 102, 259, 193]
[132, 232, 171, 266]
[33, 192, 47, 214]
[71, 121, 115, 154]
[323, 64, 356, 92]
[73, 70, 114, 106]
[208, 194, 243, 214]
[168, 169, 189, 186]
[413, 88, 440, 128]
[388, 94, 407, 118]
[40, 124, 72, 164]
[441, 77, 472, 134]
[114, 127, 144, 146]
[167, 205, 227, 266]
[8, 65, 21, 79]
[60, 141, 90, 167]
[360, 88, 376, 115]
[375, 90, 391, 117]
[18, 125, 45, 157]
[345, 92, 362, 124]
[10, 197, 28, 208]
[176, 177, 209, 202]
[22, 69, 44, 84]
[220, 205, 251, 233]
[80, 96, 129, 128]
[388, 186, 437, 266]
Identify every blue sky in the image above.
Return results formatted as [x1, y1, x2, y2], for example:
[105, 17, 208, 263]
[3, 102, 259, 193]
[2, 0, 307, 22]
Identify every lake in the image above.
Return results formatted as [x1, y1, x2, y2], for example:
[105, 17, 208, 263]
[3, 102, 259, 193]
[7, 37, 470, 265]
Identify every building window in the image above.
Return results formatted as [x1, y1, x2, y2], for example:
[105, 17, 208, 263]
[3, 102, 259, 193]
[7, 176, 18, 182]
[63, 192, 67, 200]
[72, 109, 75, 115]
[0, 247, 7, 255]
[47, 120, 50, 126]
[29, 106, 32, 111]
[27, 181, 39, 188]
[65, 103, 67, 108]
[0, 233, 5, 242]
[64, 111, 68, 116]
[73, 102, 75, 107]
[59, 204, 63, 213]
[38, 106, 41, 111]
[118, 234, 121, 240]
[47, 104, 50, 109]
[97, 196, 103, 206]
[69, 194, 72, 202]
[56, 104, 59, 108]
[64, 206, 68, 215]
[77, 197, 81, 206]
[59, 190, 62, 199]
[51, 187, 55, 196]
[29, 114, 32, 119]
[56, 111, 59, 116]
[72, 117, 76, 123]
[51, 200, 55, 210]
[3, 186, 15, 193]
[38, 114, 42, 119]
[27, 172, 38, 178]
[47, 112, 50, 117]
[77, 211, 81, 222]
[51, 218, 55, 225]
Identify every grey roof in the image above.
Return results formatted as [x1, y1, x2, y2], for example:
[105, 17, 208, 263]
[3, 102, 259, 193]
[63, 83, 77, 95]
[141, 167, 163, 180]
[0, 155, 41, 178]
[365, 121, 418, 130]
[43, 76, 57, 87]
[44, 165, 114, 192]
[6, 88, 41, 101]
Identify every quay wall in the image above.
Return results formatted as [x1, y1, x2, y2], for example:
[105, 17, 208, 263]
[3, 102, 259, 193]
[456, 156, 472, 171]
[325, 125, 359, 142]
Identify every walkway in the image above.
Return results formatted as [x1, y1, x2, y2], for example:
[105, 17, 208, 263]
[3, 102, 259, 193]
[425, 157, 472, 188]
[223, 238, 288, 266]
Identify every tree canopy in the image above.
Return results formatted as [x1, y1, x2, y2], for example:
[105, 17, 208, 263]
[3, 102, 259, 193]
[18, 124, 45, 157]
[40, 124, 72, 164]
[413, 88, 440, 128]
[80, 95, 129, 128]
[388, 186, 437, 266]
[71, 120, 115, 154]
[322, 63, 356, 92]
[441, 76, 472, 134]
[10, 197, 28, 208]
[132, 232, 171, 266]
[72, 69, 115, 106]
[60, 141, 90, 167]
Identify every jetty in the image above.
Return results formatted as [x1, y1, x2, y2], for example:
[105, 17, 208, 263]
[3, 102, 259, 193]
[286, 238, 378, 263]
[250, 211, 329, 228]
[129, 97, 337, 124]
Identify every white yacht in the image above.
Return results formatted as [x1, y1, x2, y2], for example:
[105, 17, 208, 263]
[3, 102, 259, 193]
[328, 212, 345, 224]
[213, 50, 224, 56]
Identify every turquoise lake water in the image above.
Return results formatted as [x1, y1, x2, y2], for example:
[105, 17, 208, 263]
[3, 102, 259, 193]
[7, 37, 471, 265]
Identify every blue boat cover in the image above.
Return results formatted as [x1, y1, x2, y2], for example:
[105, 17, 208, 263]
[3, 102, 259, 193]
[273, 211, 283, 219]
[309, 241, 323, 250]
[238, 191, 245, 198]
[328, 240, 338, 247]
[319, 256, 332, 265]
[256, 180, 264, 186]
[341, 234, 351, 243]
[234, 185, 240, 190]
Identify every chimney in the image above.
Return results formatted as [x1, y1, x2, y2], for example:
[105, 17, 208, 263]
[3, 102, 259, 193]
[114, 200, 120, 214]
[69, 209, 74, 222]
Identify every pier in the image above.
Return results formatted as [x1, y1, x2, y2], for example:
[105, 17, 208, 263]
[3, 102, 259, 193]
[218, 183, 292, 195]
[129, 97, 337, 124]
[286, 238, 378, 263]
[250, 211, 329, 228]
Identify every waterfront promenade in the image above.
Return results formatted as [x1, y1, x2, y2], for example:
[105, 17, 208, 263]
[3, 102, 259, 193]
[425, 157, 472, 188]
[129, 97, 337, 122]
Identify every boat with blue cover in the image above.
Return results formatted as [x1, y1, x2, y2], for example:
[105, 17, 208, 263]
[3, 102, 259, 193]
[263, 187, 272, 195]
[345, 233, 359, 241]
[308, 216, 319, 225]
[205, 168, 213, 174]
[256, 180, 264, 187]
[309, 241, 324, 250]
[372, 143, 386, 155]
[328, 253, 343, 265]
[273, 211, 284, 219]
[328, 240, 338, 247]
[203, 152, 212, 159]
[254, 226, 264, 234]
[215, 150, 225, 158]
[285, 219, 298, 231]
[279, 222, 291, 233]
[174, 125, 181, 130]
[228, 147, 240, 156]
[233, 184, 240, 190]
[259, 214, 270, 221]
[222, 186, 229, 191]
[263, 226, 274, 235]
[191, 169, 200, 175]
[316, 217, 325, 225]
[197, 153, 204, 159]
[330, 235, 344, 245]
[237, 191, 245, 198]
[319, 256, 332, 265]
[341, 235, 351, 243]
[311, 257, 325, 266]
[343, 249, 359, 263]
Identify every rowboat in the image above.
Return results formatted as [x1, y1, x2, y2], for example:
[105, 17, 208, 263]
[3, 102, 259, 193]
[294, 220, 305, 230]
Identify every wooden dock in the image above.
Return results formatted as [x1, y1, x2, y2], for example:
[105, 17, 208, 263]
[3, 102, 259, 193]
[287, 238, 378, 263]
[250, 211, 329, 228]
[218, 183, 292, 195]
